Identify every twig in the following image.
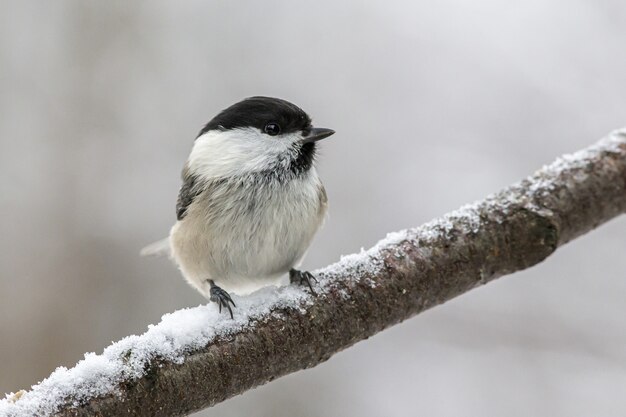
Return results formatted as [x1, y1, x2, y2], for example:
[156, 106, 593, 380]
[2, 130, 625, 417]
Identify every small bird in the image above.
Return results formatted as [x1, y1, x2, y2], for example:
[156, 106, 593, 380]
[142, 97, 334, 318]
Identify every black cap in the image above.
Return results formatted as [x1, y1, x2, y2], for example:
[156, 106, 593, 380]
[198, 96, 312, 138]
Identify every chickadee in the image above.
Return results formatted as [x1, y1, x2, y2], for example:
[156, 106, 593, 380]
[142, 96, 334, 318]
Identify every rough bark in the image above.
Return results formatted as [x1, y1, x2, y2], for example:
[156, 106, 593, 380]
[8, 130, 626, 417]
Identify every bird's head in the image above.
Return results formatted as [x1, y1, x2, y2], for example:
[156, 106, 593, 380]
[188, 96, 335, 181]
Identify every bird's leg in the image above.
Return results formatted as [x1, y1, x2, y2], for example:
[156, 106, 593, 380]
[207, 279, 236, 319]
[289, 268, 318, 296]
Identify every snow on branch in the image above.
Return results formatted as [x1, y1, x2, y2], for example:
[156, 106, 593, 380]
[2, 130, 626, 417]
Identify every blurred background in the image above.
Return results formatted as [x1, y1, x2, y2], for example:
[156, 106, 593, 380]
[1, 1, 625, 416]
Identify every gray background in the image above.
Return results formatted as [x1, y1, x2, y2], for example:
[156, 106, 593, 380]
[1, 1, 625, 416]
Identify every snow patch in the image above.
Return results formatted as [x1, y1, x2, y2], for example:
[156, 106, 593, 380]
[0, 285, 311, 417]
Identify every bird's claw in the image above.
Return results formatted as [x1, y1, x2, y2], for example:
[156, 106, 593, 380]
[208, 280, 236, 319]
[289, 269, 318, 296]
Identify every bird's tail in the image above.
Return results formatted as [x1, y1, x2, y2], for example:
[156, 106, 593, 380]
[140, 237, 171, 257]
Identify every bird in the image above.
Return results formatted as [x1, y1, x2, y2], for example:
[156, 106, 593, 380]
[142, 96, 335, 318]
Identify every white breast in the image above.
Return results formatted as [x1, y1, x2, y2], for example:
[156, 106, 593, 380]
[169, 169, 327, 296]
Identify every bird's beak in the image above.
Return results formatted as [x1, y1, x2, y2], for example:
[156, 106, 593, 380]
[301, 127, 335, 144]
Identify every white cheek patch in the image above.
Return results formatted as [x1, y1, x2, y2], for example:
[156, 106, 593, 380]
[188, 128, 301, 180]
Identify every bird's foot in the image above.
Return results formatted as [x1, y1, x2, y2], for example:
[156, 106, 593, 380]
[289, 269, 318, 296]
[208, 280, 236, 319]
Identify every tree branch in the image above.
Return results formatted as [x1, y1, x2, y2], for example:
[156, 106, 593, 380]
[2, 130, 625, 417]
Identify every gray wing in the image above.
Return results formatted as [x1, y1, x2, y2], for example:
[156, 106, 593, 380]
[176, 165, 202, 221]
[140, 167, 200, 257]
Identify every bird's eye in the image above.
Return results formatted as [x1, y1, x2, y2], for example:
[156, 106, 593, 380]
[264, 123, 281, 136]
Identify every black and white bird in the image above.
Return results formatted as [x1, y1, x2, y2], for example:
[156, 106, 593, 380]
[142, 97, 335, 318]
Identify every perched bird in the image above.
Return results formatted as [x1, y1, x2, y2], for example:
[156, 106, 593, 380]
[142, 97, 334, 318]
